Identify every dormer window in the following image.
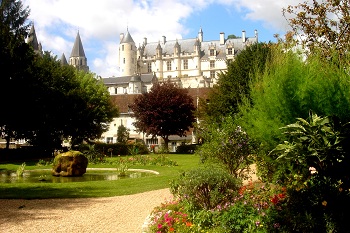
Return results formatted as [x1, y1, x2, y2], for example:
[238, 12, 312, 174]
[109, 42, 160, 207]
[228, 48, 233, 55]
[210, 49, 215, 56]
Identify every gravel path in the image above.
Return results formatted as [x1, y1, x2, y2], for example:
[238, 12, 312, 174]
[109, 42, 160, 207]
[0, 188, 172, 233]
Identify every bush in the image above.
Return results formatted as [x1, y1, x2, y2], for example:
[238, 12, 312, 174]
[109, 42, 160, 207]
[266, 113, 350, 232]
[176, 144, 198, 154]
[170, 167, 241, 210]
[197, 116, 256, 179]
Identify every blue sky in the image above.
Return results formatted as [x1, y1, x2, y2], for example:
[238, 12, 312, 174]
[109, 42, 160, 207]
[23, 0, 297, 78]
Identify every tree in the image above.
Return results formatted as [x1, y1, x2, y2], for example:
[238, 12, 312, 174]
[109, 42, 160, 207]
[26, 53, 119, 149]
[283, 0, 350, 60]
[202, 42, 271, 123]
[0, 0, 33, 149]
[117, 125, 129, 143]
[131, 81, 196, 151]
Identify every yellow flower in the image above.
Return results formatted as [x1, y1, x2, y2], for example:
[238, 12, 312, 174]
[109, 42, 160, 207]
[322, 200, 327, 206]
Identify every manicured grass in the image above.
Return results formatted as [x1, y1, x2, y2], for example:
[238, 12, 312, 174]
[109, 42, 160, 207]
[0, 154, 203, 199]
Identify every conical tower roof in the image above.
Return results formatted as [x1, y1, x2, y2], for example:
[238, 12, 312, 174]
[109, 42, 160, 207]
[27, 24, 39, 50]
[120, 29, 135, 44]
[70, 31, 86, 57]
[60, 53, 68, 66]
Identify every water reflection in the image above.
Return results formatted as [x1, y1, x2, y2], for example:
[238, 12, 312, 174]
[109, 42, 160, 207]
[0, 169, 155, 183]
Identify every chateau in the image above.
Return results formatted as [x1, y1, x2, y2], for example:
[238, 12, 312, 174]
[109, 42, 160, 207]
[25, 24, 258, 151]
[101, 28, 258, 150]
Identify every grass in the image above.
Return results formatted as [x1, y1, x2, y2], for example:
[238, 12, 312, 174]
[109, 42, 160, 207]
[0, 154, 203, 199]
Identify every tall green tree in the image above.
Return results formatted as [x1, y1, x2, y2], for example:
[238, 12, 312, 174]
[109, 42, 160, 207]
[0, 0, 33, 149]
[117, 125, 130, 143]
[26, 53, 119, 149]
[131, 81, 196, 151]
[202, 42, 271, 124]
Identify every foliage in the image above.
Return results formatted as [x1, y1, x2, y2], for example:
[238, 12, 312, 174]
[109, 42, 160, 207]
[269, 112, 350, 189]
[202, 42, 271, 123]
[79, 144, 106, 164]
[121, 154, 178, 167]
[283, 0, 350, 61]
[150, 181, 287, 233]
[170, 167, 241, 211]
[267, 113, 350, 232]
[115, 157, 129, 176]
[197, 116, 256, 179]
[0, 0, 33, 149]
[131, 81, 196, 151]
[147, 199, 197, 233]
[117, 125, 129, 143]
[175, 144, 197, 154]
[236, 47, 350, 166]
[16, 162, 26, 177]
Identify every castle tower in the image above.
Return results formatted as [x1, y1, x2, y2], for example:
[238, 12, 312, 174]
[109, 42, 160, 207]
[194, 38, 201, 76]
[174, 40, 181, 77]
[27, 24, 43, 56]
[119, 29, 137, 76]
[155, 42, 163, 79]
[60, 53, 68, 66]
[69, 31, 89, 72]
[198, 27, 203, 42]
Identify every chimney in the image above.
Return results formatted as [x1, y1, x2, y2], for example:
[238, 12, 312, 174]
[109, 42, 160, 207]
[143, 37, 147, 46]
[242, 30, 246, 43]
[120, 33, 124, 42]
[220, 32, 225, 45]
[162, 36, 166, 44]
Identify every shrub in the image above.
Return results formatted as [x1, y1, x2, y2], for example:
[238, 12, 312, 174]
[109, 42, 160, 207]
[176, 144, 198, 154]
[197, 116, 256, 179]
[266, 112, 350, 232]
[170, 167, 241, 210]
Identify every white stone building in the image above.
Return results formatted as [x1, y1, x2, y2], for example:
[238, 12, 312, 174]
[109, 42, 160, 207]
[101, 28, 258, 150]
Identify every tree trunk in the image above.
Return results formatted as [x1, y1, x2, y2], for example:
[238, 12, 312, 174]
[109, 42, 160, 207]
[162, 136, 169, 153]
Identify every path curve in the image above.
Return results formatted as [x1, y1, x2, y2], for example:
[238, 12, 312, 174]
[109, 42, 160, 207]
[0, 188, 172, 233]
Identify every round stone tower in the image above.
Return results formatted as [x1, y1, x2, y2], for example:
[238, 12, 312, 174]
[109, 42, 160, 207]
[119, 29, 137, 76]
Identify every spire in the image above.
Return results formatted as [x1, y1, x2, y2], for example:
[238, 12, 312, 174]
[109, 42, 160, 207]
[120, 29, 135, 44]
[27, 23, 39, 50]
[60, 53, 68, 66]
[70, 31, 86, 57]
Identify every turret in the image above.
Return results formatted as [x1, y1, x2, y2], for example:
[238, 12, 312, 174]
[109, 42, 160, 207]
[198, 27, 203, 42]
[69, 31, 89, 72]
[119, 29, 137, 76]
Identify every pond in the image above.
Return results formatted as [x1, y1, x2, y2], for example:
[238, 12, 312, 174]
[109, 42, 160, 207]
[0, 168, 158, 183]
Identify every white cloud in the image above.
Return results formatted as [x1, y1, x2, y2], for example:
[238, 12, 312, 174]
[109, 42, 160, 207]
[22, 0, 297, 77]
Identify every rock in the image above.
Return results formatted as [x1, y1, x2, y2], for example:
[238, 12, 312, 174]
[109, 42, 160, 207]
[52, 151, 88, 177]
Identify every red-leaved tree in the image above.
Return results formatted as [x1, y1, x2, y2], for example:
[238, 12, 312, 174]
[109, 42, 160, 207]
[130, 81, 196, 151]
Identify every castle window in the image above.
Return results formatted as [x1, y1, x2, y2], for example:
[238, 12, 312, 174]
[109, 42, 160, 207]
[228, 48, 233, 55]
[123, 87, 127, 94]
[210, 71, 216, 79]
[183, 59, 188, 70]
[167, 61, 172, 71]
[123, 58, 125, 64]
[147, 63, 152, 73]
[122, 45, 124, 51]
[114, 87, 118, 94]
[210, 60, 215, 69]
[210, 49, 215, 56]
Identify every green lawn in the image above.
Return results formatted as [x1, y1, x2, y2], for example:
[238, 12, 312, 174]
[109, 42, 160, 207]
[0, 154, 203, 199]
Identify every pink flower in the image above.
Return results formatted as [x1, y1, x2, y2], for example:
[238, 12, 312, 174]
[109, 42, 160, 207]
[157, 223, 162, 229]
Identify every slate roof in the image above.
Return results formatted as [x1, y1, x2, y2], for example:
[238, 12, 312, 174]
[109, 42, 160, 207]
[27, 24, 39, 50]
[120, 30, 135, 44]
[102, 73, 155, 85]
[141, 36, 257, 58]
[70, 31, 86, 57]
[60, 53, 68, 66]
